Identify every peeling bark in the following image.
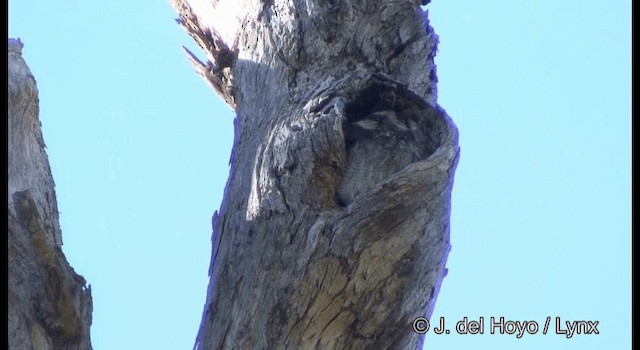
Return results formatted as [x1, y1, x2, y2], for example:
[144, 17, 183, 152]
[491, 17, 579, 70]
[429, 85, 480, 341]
[173, 1, 459, 348]
[8, 38, 93, 350]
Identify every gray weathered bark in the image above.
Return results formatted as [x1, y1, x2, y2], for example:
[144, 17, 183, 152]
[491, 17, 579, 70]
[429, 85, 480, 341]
[8, 38, 93, 350]
[173, 0, 459, 348]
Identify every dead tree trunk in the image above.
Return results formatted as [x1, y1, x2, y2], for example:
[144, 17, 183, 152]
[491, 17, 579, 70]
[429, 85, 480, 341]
[8, 38, 93, 350]
[173, 0, 459, 348]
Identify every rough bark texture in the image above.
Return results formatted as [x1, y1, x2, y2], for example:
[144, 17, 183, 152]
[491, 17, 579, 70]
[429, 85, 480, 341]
[8, 38, 93, 350]
[173, 0, 459, 349]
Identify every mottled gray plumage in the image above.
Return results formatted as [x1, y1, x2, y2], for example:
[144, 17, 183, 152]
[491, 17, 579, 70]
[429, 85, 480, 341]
[338, 110, 426, 205]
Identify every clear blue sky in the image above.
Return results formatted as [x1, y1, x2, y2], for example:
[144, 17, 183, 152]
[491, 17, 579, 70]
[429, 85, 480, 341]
[8, 1, 631, 349]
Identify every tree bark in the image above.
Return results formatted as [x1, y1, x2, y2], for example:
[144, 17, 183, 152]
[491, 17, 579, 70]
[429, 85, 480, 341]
[173, 1, 459, 348]
[8, 38, 93, 350]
